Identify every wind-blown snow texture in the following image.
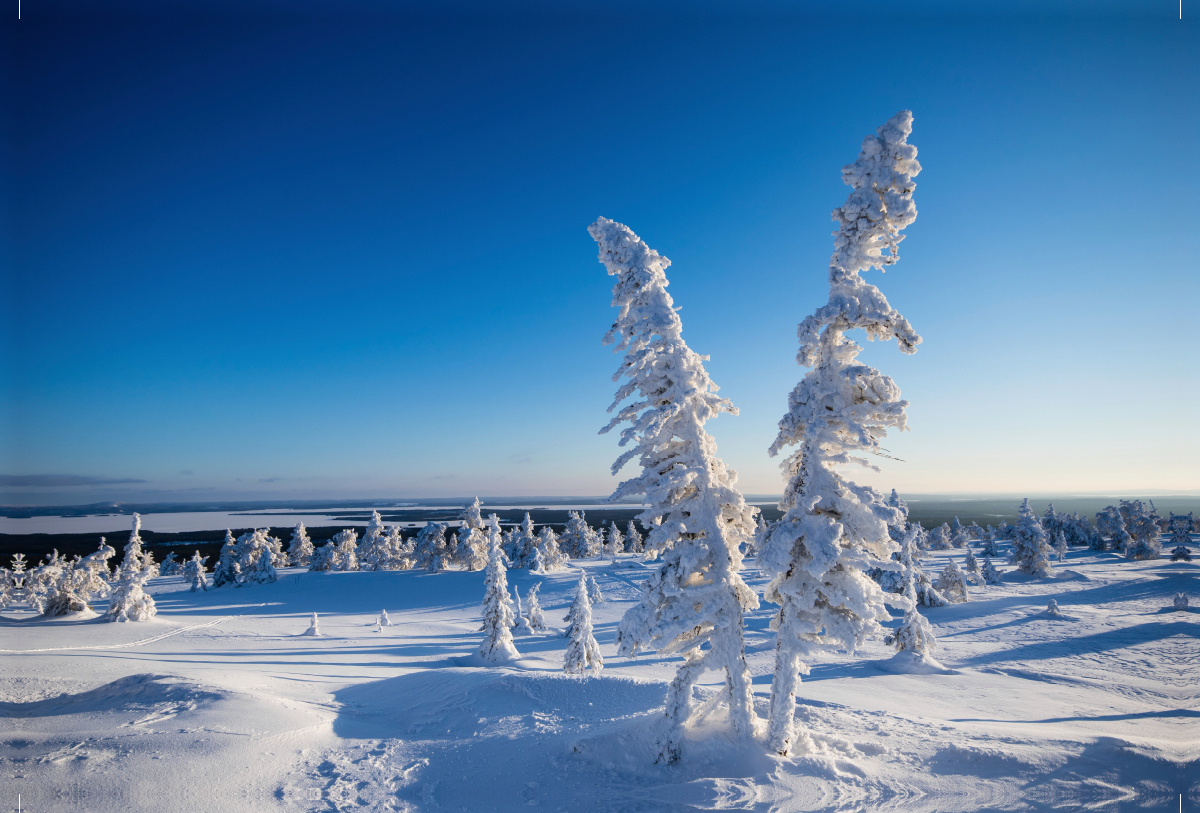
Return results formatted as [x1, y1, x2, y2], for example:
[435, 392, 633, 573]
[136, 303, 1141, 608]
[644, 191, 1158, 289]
[2, 544, 1194, 812]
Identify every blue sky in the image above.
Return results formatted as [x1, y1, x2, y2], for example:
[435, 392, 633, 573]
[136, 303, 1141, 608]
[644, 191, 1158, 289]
[1, 2, 1196, 505]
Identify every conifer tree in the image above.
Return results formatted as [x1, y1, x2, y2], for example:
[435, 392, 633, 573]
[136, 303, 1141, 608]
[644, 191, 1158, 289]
[963, 548, 980, 582]
[479, 521, 520, 663]
[107, 563, 157, 622]
[590, 216, 760, 763]
[239, 530, 279, 584]
[213, 530, 241, 587]
[563, 572, 603, 676]
[357, 511, 388, 570]
[512, 586, 533, 635]
[950, 517, 969, 548]
[329, 529, 359, 571]
[453, 498, 488, 571]
[928, 523, 952, 550]
[159, 553, 181, 578]
[603, 523, 624, 558]
[381, 609, 393, 626]
[935, 559, 970, 603]
[1095, 506, 1129, 552]
[415, 522, 452, 572]
[980, 526, 1001, 557]
[123, 513, 146, 573]
[287, 522, 314, 567]
[525, 582, 546, 631]
[560, 511, 601, 559]
[509, 513, 539, 569]
[535, 527, 568, 571]
[1053, 531, 1068, 562]
[1125, 504, 1162, 560]
[1046, 598, 1062, 617]
[309, 541, 336, 572]
[1010, 499, 1054, 577]
[184, 551, 209, 592]
[587, 574, 604, 604]
[889, 526, 938, 659]
[757, 111, 921, 756]
[302, 612, 321, 636]
[625, 521, 644, 554]
[981, 557, 1002, 585]
[1171, 546, 1192, 562]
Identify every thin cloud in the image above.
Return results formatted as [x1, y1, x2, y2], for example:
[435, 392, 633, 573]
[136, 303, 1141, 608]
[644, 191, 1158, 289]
[0, 475, 148, 487]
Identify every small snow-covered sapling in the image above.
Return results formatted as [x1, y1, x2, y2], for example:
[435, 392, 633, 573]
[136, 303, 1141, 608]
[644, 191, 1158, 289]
[586, 574, 604, 604]
[525, 582, 546, 631]
[1046, 599, 1061, 616]
[512, 586, 533, 635]
[1174, 593, 1189, 611]
[563, 573, 603, 676]
[302, 613, 321, 636]
[381, 609, 393, 626]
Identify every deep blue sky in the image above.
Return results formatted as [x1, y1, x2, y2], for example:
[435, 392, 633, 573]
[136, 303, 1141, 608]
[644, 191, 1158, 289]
[1, 2, 1196, 505]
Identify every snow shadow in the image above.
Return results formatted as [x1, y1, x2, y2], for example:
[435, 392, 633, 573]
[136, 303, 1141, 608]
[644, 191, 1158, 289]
[955, 620, 1199, 668]
[0, 673, 223, 718]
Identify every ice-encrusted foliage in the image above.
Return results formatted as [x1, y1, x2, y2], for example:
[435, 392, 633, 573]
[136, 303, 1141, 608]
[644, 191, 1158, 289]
[415, 523, 452, 572]
[1010, 499, 1054, 577]
[479, 520, 520, 664]
[287, 523, 314, 567]
[563, 573, 604, 676]
[590, 216, 760, 764]
[184, 551, 208, 592]
[107, 563, 157, 622]
[758, 111, 920, 757]
[950, 517, 969, 549]
[560, 511, 600, 559]
[454, 498, 488, 571]
[928, 524, 952, 550]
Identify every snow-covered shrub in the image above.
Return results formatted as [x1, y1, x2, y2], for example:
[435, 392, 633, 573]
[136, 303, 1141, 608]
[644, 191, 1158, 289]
[1009, 499, 1054, 577]
[287, 522, 314, 567]
[590, 216, 760, 763]
[302, 613, 321, 636]
[560, 511, 601, 559]
[0, 567, 15, 609]
[107, 564, 157, 622]
[949, 517, 969, 548]
[1174, 593, 1189, 611]
[413, 522, 451, 572]
[512, 586, 534, 635]
[981, 557, 1002, 585]
[563, 572, 603, 676]
[756, 111, 921, 757]
[928, 523, 952, 550]
[625, 521, 644, 554]
[535, 526, 568, 571]
[968, 521, 984, 542]
[479, 522, 519, 664]
[1169, 513, 1193, 548]
[43, 557, 111, 616]
[159, 553, 181, 578]
[213, 530, 241, 587]
[184, 551, 208, 592]
[1046, 599, 1061, 617]
[935, 560, 969, 603]
[525, 582, 546, 631]
[1171, 546, 1192, 562]
[453, 498, 488, 571]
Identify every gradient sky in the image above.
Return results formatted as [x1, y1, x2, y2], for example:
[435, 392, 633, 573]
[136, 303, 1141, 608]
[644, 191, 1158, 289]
[1, 1, 1196, 505]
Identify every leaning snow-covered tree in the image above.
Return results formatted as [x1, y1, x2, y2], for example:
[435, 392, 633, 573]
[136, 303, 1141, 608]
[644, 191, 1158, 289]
[590, 216, 760, 765]
[756, 111, 921, 757]
[287, 522, 314, 567]
[1010, 499, 1055, 577]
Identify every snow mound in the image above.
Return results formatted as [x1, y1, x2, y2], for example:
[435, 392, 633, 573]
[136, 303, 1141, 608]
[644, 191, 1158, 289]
[0, 673, 224, 719]
[875, 650, 957, 675]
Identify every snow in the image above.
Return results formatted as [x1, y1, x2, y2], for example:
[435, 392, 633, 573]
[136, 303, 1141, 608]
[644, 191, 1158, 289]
[1, 542, 1194, 811]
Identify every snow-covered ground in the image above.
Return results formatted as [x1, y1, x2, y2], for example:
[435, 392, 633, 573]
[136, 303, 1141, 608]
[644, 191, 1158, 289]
[2, 547, 1195, 812]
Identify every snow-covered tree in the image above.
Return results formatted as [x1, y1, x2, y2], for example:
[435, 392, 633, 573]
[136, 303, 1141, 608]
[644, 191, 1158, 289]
[309, 541, 335, 572]
[356, 512, 388, 570]
[602, 523, 624, 558]
[1171, 546, 1192, 562]
[1053, 531, 1068, 563]
[935, 559, 969, 603]
[213, 530, 241, 587]
[287, 522, 314, 567]
[237, 529, 279, 584]
[981, 557, 1002, 585]
[302, 613, 321, 636]
[563, 572, 603, 676]
[1046, 598, 1062, 617]
[968, 521, 984, 542]
[122, 513, 149, 573]
[1009, 499, 1054, 577]
[453, 498, 488, 571]
[415, 522, 452, 572]
[625, 520, 644, 554]
[508, 513, 540, 569]
[963, 548, 981, 582]
[949, 517, 969, 548]
[479, 521, 520, 663]
[512, 586, 533, 635]
[1042, 504, 1061, 544]
[329, 529, 359, 571]
[535, 526, 568, 571]
[43, 557, 111, 617]
[1095, 505, 1129, 552]
[560, 511, 601, 559]
[887, 528, 938, 659]
[525, 582, 546, 631]
[590, 216, 761, 763]
[756, 112, 921, 757]
[159, 552, 181, 578]
[587, 574, 604, 604]
[368, 526, 415, 571]
[1125, 510, 1162, 560]
[998, 520, 1014, 540]
[184, 551, 208, 591]
[107, 563, 157, 622]
[928, 523, 952, 550]
[0, 567, 15, 609]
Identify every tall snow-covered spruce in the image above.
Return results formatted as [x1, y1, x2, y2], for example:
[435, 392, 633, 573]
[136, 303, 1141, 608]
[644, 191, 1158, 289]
[758, 111, 921, 756]
[589, 216, 759, 765]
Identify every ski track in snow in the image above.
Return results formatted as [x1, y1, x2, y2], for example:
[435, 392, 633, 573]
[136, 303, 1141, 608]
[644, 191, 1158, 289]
[1, 547, 1197, 812]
